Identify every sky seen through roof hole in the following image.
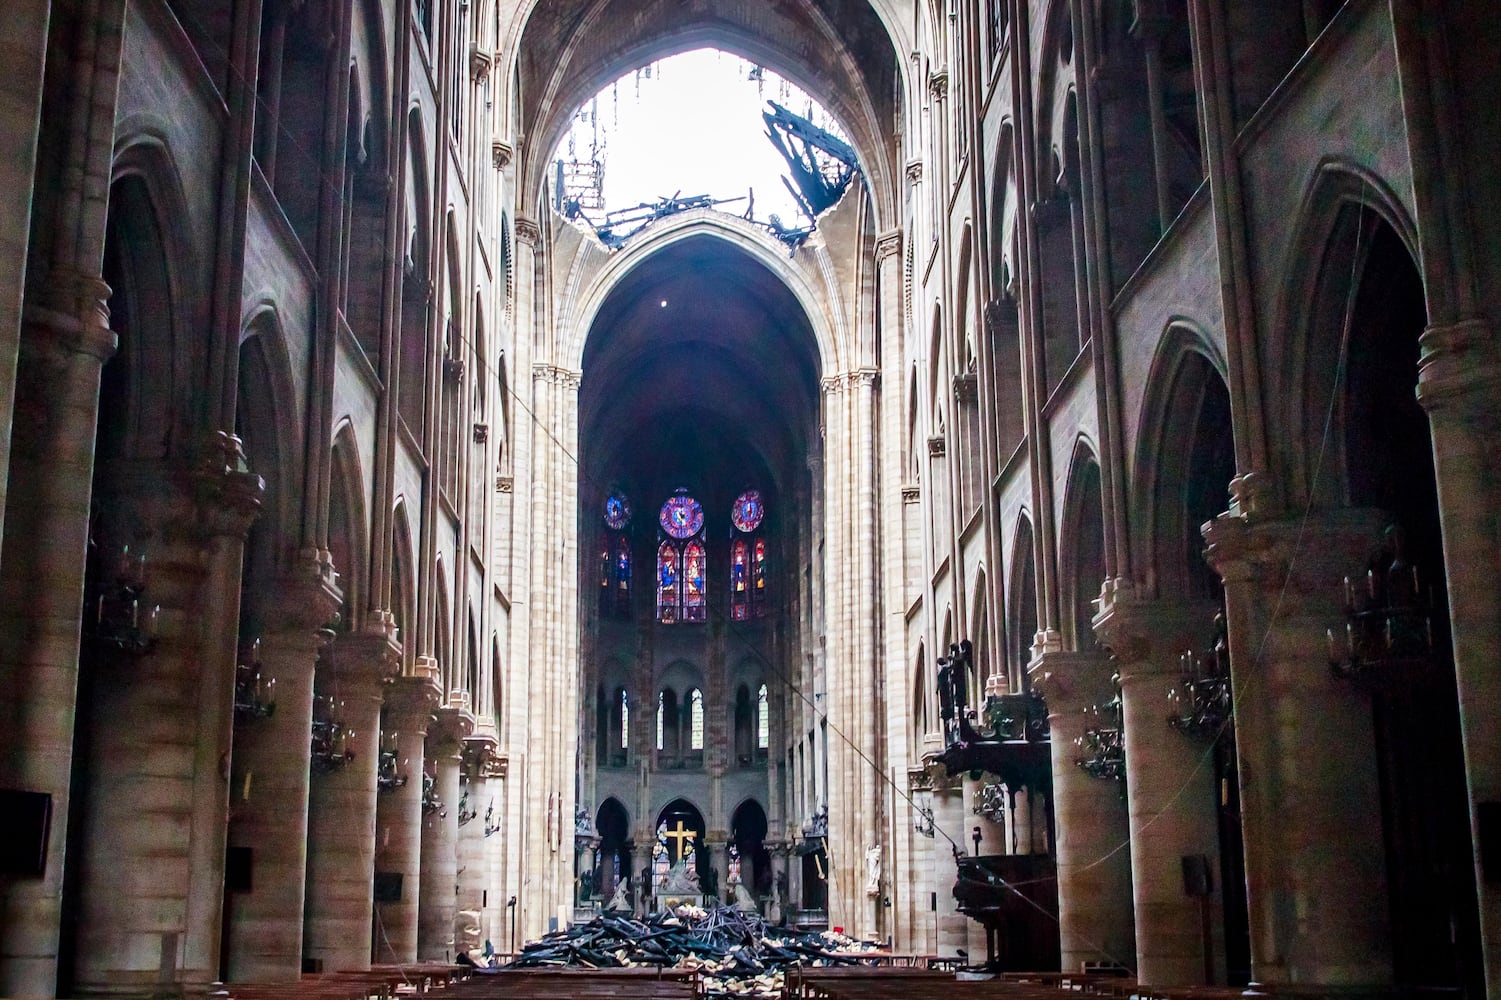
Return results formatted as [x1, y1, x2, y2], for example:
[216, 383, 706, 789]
[553, 48, 851, 231]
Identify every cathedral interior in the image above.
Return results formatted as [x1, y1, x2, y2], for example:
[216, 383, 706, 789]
[1, 0, 1500, 998]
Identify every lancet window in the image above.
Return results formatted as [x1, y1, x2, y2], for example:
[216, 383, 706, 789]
[730, 490, 768, 620]
[599, 493, 632, 619]
[657, 488, 707, 623]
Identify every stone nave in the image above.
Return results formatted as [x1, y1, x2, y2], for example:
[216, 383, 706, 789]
[0, 0, 1500, 998]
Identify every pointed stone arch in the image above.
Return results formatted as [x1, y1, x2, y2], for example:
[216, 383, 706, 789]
[1058, 440, 1105, 651]
[1132, 322, 1233, 601]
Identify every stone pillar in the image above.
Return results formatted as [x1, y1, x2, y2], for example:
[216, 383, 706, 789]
[931, 773, 967, 958]
[0, 275, 115, 998]
[1031, 650, 1136, 973]
[67, 445, 260, 997]
[1417, 319, 1501, 993]
[1095, 596, 1224, 987]
[1203, 509, 1392, 990]
[225, 574, 340, 981]
[372, 673, 440, 964]
[418, 710, 466, 961]
[705, 833, 730, 905]
[303, 625, 400, 973]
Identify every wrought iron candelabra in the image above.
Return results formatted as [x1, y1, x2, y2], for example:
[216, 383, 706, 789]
[457, 782, 477, 826]
[1074, 675, 1124, 782]
[1168, 612, 1232, 739]
[1328, 525, 1436, 683]
[310, 693, 355, 772]
[421, 771, 446, 817]
[88, 542, 159, 656]
[233, 638, 276, 721]
[376, 732, 407, 791]
[484, 798, 501, 838]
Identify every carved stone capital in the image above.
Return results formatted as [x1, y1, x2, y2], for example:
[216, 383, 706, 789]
[430, 705, 475, 752]
[928, 70, 949, 101]
[820, 374, 845, 395]
[264, 557, 344, 636]
[953, 371, 978, 403]
[849, 367, 880, 389]
[533, 363, 581, 389]
[901, 483, 921, 504]
[1093, 593, 1219, 677]
[984, 298, 1018, 334]
[326, 618, 403, 688]
[192, 431, 265, 539]
[469, 43, 492, 82]
[927, 434, 946, 457]
[495, 474, 514, 494]
[905, 159, 923, 184]
[1202, 507, 1390, 593]
[514, 217, 541, 246]
[875, 230, 902, 262]
[384, 671, 444, 734]
[492, 140, 513, 170]
[462, 732, 501, 778]
[1026, 650, 1116, 715]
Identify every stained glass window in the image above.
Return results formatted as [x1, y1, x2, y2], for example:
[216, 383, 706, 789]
[757, 683, 769, 750]
[659, 488, 705, 539]
[615, 536, 631, 599]
[619, 688, 630, 751]
[657, 691, 666, 750]
[604, 493, 632, 530]
[601, 534, 631, 618]
[753, 538, 767, 614]
[683, 541, 707, 622]
[731, 490, 765, 533]
[688, 688, 704, 750]
[657, 541, 680, 623]
[730, 538, 750, 619]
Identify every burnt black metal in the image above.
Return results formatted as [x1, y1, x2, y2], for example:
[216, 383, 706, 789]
[761, 101, 858, 221]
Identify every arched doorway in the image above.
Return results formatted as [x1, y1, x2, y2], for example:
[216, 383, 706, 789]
[652, 799, 707, 899]
[730, 799, 771, 899]
[1334, 212, 1479, 994]
[595, 798, 631, 902]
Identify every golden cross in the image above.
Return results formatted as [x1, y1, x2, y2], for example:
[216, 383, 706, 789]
[663, 820, 695, 860]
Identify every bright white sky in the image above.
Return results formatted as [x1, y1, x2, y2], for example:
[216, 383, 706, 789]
[552, 48, 850, 233]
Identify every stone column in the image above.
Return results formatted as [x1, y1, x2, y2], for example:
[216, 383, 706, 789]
[418, 709, 466, 961]
[1417, 319, 1501, 993]
[0, 274, 115, 998]
[67, 447, 260, 997]
[1202, 509, 1391, 990]
[303, 625, 400, 973]
[705, 833, 730, 905]
[1095, 596, 1224, 987]
[226, 573, 340, 981]
[372, 673, 441, 964]
[1030, 650, 1135, 973]
[931, 773, 967, 958]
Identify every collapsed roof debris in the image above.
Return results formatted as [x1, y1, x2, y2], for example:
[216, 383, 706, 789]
[761, 100, 859, 221]
[500, 904, 883, 998]
[558, 102, 860, 251]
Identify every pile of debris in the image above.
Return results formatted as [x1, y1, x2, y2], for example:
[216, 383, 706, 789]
[504, 905, 882, 997]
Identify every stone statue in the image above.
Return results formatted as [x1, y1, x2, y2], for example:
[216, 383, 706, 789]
[865, 845, 882, 897]
[661, 858, 701, 894]
[575, 804, 593, 835]
[733, 880, 757, 911]
[767, 881, 784, 925]
[803, 803, 828, 838]
[606, 875, 631, 912]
